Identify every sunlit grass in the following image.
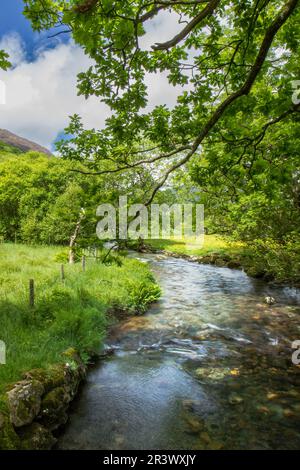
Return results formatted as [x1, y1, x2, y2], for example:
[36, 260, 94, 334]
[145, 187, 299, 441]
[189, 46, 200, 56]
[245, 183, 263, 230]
[145, 234, 243, 257]
[0, 244, 160, 391]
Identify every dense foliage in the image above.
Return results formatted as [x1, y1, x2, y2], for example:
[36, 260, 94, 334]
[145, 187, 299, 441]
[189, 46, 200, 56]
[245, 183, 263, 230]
[23, 0, 299, 198]
[15, 1, 300, 281]
[0, 149, 154, 246]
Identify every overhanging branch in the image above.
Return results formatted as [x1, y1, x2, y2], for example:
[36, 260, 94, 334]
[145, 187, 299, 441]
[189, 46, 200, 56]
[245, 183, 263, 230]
[151, 0, 221, 50]
[146, 0, 299, 203]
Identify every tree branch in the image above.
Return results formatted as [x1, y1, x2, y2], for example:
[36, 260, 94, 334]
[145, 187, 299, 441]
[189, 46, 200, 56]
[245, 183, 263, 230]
[146, 0, 299, 202]
[69, 145, 192, 176]
[151, 0, 220, 50]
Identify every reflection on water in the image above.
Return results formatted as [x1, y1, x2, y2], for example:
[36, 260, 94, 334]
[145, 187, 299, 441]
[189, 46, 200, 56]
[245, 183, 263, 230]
[59, 255, 300, 450]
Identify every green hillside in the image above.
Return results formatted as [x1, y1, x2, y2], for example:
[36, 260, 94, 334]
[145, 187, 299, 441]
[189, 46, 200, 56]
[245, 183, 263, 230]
[0, 139, 23, 157]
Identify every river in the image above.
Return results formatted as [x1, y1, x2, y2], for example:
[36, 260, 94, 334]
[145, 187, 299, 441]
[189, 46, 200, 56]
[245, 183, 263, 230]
[58, 254, 300, 450]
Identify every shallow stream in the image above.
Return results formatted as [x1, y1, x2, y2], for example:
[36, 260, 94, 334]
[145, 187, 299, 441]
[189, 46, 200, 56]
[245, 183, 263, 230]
[59, 254, 300, 450]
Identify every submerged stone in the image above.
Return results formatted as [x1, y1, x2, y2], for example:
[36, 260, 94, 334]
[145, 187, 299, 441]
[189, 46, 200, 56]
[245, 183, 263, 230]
[184, 415, 204, 434]
[228, 393, 244, 405]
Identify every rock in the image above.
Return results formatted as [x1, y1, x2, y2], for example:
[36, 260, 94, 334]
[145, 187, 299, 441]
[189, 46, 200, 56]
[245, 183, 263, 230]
[264, 296, 276, 305]
[267, 392, 279, 400]
[214, 259, 227, 267]
[199, 432, 211, 444]
[198, 256, 212, 264]
[184, 415, 204, 434]
[182, 399, 200, 412]
[114, 435, 125, 447]
[226, 260, 241, 269]
[38, 386, 71, 431]
[62, 348, 86, 378]
[98, 346, 115, 359]
[7, 380, 44, 427]
[257, 405, 270, 414]
[209, 440, 224, 450]
[195, 367, 232, 380]
[228, 393, 243, 405]
[2, 348, 87, 449]
[19, 423, 56, 450]
[283, 408, 295, 418]
[0, 410, 21, 450]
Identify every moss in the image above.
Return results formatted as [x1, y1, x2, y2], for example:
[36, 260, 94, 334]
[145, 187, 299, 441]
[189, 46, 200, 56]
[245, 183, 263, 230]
[18, 423, 56, 450]
[0, 406, 21, 450]
[7, 380, 44, 428]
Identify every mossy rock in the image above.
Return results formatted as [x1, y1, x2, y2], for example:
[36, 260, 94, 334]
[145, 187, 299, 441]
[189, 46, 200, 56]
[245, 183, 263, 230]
[199, 256, 212, 264]
[226, 260, 242, 269]
[22, 367, 64, 394]
[38, 386, 72, 431]
[18, 422, 56, 450]
[245, 266, 266, 278]
[7, 380, 44, 428]
[214, 258, 227, 267]
[62, 348, 86, 379]
[0, 406, 21, 450]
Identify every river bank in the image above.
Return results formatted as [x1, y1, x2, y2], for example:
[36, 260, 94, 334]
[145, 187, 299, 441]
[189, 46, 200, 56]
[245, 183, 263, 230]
[0, 244, 160, 449]
[133, 236, 300, 287]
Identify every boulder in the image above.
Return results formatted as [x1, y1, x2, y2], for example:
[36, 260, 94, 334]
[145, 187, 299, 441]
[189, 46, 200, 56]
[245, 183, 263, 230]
[7, 380, 44, 428]
[38, 386, 72, 431]
[19, 423, 56, 450]
[0, 409, 21, 450]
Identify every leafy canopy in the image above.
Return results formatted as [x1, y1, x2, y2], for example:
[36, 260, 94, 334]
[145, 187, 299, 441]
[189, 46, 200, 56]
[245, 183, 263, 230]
[23, 0, 299, 203]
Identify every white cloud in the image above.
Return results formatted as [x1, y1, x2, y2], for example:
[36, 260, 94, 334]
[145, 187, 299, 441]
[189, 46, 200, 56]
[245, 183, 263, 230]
[0, 32, 26, 67]
[0, 33, 110, 149]
[0, 14, 188, 150]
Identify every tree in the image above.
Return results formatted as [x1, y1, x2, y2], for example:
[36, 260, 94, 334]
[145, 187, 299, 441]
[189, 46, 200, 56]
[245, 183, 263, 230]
[23, 0, 299, 203]
[0, 150, 155, 245]
[0, 50, 10, 70]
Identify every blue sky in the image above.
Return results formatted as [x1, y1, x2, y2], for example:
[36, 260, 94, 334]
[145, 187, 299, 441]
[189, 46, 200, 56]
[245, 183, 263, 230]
[1, 1, 33, 47]
[0, 0, 68, 60]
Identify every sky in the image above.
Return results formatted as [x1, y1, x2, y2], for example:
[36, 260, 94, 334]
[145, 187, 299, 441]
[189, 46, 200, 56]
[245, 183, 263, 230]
[0, 1, 184, 151]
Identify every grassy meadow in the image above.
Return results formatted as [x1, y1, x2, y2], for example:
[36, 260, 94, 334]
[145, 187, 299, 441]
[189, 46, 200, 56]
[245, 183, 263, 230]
[145, 235, 243, 257]
[0, 244, 160, 391]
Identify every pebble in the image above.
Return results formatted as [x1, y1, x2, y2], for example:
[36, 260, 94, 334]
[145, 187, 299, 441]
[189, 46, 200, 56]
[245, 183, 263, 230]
[228, 393, 244, 405]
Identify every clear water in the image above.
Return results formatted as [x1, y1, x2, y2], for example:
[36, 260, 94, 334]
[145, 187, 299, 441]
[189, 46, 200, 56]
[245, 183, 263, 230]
[58, 255, 300, 450]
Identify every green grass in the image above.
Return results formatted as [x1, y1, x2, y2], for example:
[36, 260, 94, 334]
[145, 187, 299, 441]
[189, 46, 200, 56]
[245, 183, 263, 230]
[145, 235, 243, 257]
[0, 244, 160, 391]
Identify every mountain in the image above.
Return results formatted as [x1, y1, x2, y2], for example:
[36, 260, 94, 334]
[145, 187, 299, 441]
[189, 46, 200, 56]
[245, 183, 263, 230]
[0, 129, 52, 155]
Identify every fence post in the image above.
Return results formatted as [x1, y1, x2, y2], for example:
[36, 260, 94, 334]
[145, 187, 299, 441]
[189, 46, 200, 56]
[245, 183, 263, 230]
[61, 264, 65, 282]
[82, 255, 86, 272]
[29, 279, 35, 308]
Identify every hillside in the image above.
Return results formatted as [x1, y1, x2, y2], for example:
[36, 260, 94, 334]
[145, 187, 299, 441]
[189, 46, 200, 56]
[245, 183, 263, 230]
[0, 128, 51, 155]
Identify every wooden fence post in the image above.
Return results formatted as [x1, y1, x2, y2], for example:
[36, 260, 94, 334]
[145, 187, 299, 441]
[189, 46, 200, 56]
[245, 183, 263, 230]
[29, 279, 35, 308]
[82, 255, 86, 272]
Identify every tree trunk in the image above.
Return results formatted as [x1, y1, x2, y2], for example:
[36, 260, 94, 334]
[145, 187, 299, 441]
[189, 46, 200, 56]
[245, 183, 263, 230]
[69, 209, 85, 264]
